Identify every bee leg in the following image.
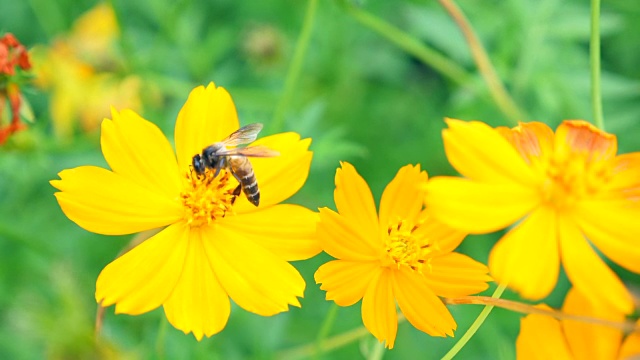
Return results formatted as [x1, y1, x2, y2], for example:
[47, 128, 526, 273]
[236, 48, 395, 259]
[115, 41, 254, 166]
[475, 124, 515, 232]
[231, 184, 242, 204]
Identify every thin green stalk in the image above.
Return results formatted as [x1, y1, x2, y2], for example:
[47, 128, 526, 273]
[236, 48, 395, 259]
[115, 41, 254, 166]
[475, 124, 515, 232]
[440, 283, 507, 360]
[341, 3, 470, 86]
[438, 0, 525, 125]
[590, 0, 604, 130]
[271, 0, 318, 133]
[155, 315, 169, 359]
[314, 303, 340, 359]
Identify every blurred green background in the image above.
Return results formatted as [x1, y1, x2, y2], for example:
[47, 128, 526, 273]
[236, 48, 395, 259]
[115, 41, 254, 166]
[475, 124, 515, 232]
[1, 0, 639, 358]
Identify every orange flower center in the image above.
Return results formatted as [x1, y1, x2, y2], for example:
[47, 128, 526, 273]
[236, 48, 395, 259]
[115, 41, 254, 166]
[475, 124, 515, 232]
[180, 169, 239, 227]
[383, 219, 433, 273]
[541, 153, 613, 211]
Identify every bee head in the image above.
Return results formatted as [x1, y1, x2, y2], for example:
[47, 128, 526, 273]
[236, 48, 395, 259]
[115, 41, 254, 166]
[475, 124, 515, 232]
[192, 154, 206, 176]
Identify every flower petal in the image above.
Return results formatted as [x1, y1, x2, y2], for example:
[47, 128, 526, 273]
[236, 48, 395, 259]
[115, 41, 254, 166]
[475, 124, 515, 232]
[163, 227, 231, 341]
[233, 132, 312, 211]
[317, 207, 380, 261]
[561, 288, 624, 360]
[205, 225, 305, 316]
[101, 108, 181, 199]
[426, 176, 539, 234]
[361, 270, 397, 349]
[516, 305, 573, 360]
[423, 253, 491, 298]
[379, 164, 427, 229]
[96, 222, 190, 315]
[489, 206, 560, 300]
[574, 199, 640, 274]
[220, 204, 320, 261]
[413, 210, 467, 254]
[51, 166, 182, 235]
[443, 119, 537, 186]
[314, 260, 381, 306]
[497, 121, 555, 163]
[331, 162, 380, 244]
[555, 120, 617, 161]
[394, 269, 456, 338]
[619, 320, 640, 359]
[559, 217, 633, 314]
[609, 152, 640, 192]
[174, 83, 240, 171]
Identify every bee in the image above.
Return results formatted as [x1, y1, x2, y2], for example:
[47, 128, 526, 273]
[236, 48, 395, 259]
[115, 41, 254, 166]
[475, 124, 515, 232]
[192, 123, 279, 206]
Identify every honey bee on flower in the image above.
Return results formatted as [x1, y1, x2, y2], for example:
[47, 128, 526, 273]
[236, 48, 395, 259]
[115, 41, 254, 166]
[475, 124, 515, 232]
[51, 83, 320, 340]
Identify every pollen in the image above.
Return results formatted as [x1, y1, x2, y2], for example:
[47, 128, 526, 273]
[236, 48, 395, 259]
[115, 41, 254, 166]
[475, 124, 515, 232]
[383, 218, 434, 273]
[180, 169, 240, 227]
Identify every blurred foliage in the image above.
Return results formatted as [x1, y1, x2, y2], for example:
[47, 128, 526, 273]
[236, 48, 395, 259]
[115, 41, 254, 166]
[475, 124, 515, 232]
[0, 0, 639, 358]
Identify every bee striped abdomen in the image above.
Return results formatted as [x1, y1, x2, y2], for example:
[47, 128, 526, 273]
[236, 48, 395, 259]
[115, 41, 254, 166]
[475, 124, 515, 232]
[240, 172, 260, 206]
[229, 156, 261, 206]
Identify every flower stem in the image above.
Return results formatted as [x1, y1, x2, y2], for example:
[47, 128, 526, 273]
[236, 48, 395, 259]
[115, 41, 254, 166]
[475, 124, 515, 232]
[590, 0, 605, 130]
[271, 0, 318, 133]
[440, 283, 507, 360]
[155, 315, 169, 359]
[438, 0, 525, 125]
[445, 295, 640, 332]
[339, 2, 470, 86]
[314, 303, 340, 359]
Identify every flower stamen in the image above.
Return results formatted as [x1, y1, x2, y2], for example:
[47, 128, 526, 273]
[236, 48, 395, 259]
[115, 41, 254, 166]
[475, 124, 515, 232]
[384, 219, 433, 273]
[180, 168, 239, 227]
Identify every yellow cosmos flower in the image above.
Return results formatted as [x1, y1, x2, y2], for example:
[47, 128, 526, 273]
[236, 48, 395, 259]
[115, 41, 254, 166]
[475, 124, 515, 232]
[517, 288, 640, 360]
[315, 162, 491, 348]
[50, 83, 320, 340]
[425, 119, 640, 314]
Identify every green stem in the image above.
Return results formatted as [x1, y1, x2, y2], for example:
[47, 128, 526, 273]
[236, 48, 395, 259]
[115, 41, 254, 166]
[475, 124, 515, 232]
[155, 315, 168, 359]
[341, 3, 470, 86]
[440, 283, 507, 360]
[590, 0, 604, 130]
[314, 303, 340, 359]
[271, 0, 318, 133]
[438, 0, 524, 125]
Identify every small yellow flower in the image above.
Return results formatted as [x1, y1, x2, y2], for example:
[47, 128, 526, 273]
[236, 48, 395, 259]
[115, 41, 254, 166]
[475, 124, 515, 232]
[31, 3, 142, 140]
[517, 288, 639, 360]
[426, 119, 640, 314]
[51, 83, 320, 340]
[315, 162, 491, 348]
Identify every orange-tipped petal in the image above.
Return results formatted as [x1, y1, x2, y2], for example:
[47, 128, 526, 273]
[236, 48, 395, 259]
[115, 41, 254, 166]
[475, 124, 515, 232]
[96, 222, 190, 315]
[379, 164, 427, 230]
[233, 133, 312, 211]
[426, 176, 538, 234]
[205, 225, 305, 316]
[489, 206, 560, 300]
[393, 269, 456, 337]
[516, 305, 573, 360]
[423, 253, 491, 298]
[51, 166, 182, 235]
[559, 217, 633, 314]
[317, 207, 380, 261]
[163, 227, 231, 341]
[314, 260, 381, 307]
[220, 204, 320, 261]
[174, 83, 240, 171]
[442, 119, 537, 186]
[361, 270, 397, 349]
[101, 108, 181, 199]
[561, 288, 624, 360]
[554, 120, 617, 162]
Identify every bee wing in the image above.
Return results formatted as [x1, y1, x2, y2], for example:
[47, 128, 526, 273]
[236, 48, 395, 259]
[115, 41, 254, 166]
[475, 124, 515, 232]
[216, 145, 280, 158]
[220, 123, 264, 146]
